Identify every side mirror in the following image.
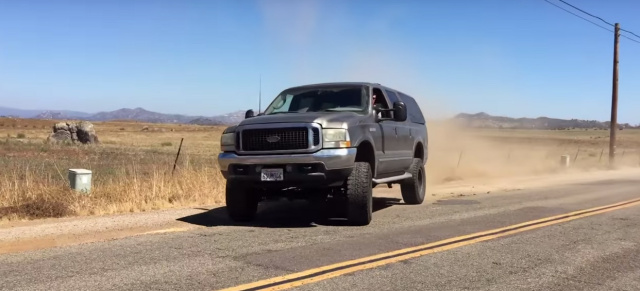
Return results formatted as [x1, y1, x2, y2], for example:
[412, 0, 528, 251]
[393, 101, 407, 122]
[245, 109, 255, 119]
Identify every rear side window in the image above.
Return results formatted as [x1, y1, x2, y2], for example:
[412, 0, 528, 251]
[384, 89, 400, 105]
[398, 93, 426, 124]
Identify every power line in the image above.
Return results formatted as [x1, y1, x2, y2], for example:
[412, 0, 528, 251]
[555, 0, 640, 41]
[621, 34, 640, 44]
[620, 28, 640, 40]
[543, 0, 640, 43]
[542, 0, 612, 33]
[556, 0, 615, 27]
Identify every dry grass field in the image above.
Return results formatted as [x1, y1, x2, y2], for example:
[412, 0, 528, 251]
[1, 116, 639, 222]
[0, 117, 226, 221]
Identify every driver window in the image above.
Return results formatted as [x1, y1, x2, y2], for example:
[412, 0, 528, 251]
[372, 88, 392, 118]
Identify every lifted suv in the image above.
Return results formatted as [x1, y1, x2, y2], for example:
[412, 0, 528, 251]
[218, 82, 428, 225]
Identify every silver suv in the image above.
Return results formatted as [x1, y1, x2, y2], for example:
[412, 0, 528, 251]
[218, 82, 428, 225]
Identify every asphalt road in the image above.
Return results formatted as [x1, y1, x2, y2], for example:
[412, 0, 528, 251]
[2, 175, 640, 291]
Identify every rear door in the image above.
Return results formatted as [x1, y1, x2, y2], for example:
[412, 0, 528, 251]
[397, 92, 428, 159]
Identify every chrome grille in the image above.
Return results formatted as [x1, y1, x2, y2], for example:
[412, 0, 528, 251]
[241, 127, 309, 152]
[312, 128, 320, 146]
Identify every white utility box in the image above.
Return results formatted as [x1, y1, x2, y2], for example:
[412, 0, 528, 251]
[68, 168, 92, 194]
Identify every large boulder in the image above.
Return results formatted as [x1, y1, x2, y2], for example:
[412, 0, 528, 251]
[53, 122, 69, 132]
[47, 121, 99, 145]
[47, 130, 72, 144]
[76, 121, 97, 144]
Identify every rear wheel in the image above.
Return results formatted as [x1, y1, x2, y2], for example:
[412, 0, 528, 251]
[225, 181, 259, 222]
[400, 158, 426, 205]
[345, 162, 373, 225]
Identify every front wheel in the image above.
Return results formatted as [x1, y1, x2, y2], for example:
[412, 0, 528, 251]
[400, 158, 426, 205]
[225, 181, 259, 222]
[345, 162, 373, 226]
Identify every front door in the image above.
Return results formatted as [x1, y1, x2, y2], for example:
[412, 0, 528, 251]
[372, 87, 405, 176]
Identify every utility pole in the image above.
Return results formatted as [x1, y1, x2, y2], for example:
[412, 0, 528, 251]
[609, 23, 620, 167]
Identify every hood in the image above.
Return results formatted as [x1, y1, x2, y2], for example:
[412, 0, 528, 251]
[238, 112, 366, 129]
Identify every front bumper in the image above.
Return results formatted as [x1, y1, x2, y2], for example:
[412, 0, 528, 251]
[218, 148, 357, 188]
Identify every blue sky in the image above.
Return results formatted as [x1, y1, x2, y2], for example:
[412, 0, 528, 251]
[1, 0, 639, 123]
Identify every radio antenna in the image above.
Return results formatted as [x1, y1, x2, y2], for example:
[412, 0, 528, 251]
[258, 75, 262, 113]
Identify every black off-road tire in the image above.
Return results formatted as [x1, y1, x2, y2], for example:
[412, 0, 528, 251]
[345, 162, 373, 226]
[400, 158, 426, 205]
[225, 181, 259, 222]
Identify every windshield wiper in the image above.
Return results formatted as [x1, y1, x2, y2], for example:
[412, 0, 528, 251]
[267, 111, 298, 115]
[322, 108, 361, 112]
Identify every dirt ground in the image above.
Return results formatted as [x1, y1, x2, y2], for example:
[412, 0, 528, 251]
[1, 117, 639, 222]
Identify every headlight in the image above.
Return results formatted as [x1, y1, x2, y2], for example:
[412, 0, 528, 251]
[322, 128, 351, 148]
[220, 132, 235, 147]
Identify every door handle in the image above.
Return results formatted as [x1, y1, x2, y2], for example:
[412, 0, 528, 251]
[394, 127, 398, 136]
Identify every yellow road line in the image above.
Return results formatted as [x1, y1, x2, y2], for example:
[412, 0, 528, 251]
[217, 197, 640, 291]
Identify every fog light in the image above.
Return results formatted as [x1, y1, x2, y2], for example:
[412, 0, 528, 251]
[233, 165, 249, 175]
[286, 165, 293, 172]
[299, 164, 317, 173]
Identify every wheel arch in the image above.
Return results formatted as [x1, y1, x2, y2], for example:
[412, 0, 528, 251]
[414, 141, 425, 161]
[355, 140, 376, 176]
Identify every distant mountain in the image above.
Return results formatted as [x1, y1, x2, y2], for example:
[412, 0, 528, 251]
[34, 111, 74, 120]
[87, 107, 200, 124]
[0, 106, 242, 125]
[86, 107, 246, 125]
[82, 107, 246, 125]
[189, 111, 245, 125]
[453, 112, 637, 130]
[0, 106, 92, 119]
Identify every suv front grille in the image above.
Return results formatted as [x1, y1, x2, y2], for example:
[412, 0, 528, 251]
[241, 127, 309, 152]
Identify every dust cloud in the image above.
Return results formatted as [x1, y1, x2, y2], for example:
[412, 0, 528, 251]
[423, 121, 640, 188]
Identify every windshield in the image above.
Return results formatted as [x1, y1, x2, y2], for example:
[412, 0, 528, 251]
[263, 85, 369, 115]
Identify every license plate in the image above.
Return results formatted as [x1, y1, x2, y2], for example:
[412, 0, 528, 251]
[261, 168, 283, 181]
